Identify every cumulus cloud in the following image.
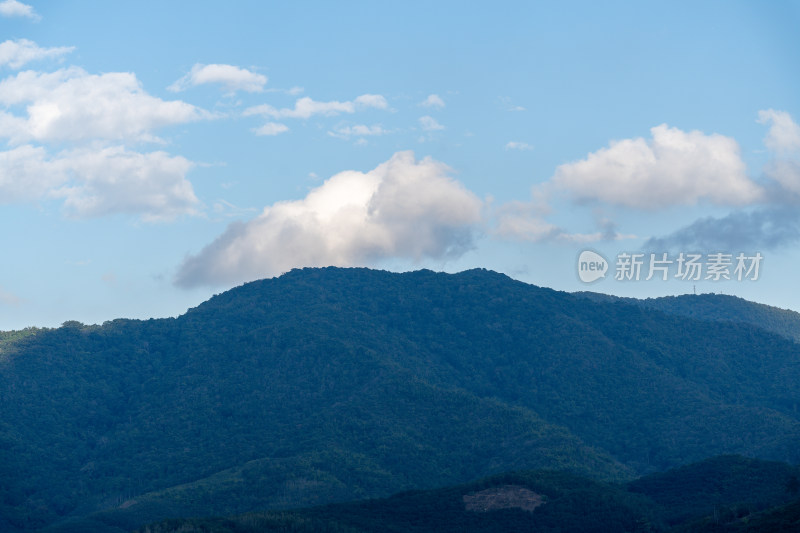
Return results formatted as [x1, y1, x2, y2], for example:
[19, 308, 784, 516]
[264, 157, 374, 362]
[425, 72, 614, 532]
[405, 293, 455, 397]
[505, 141, 533, 151]
[764, 159, 800, 200]
[646, 110, 800, 251]
[0, 67, 207, 143]
[0, 144, 199, 220]
[0, 39, 74, 69]
[168, 63, 267, 93]
[551, 124, 763, 209]
[0, 56, 209, 221]
[0, 0, 38, 20]
[420, 94, 445, 108]
[244, 94, 387, 120]
[758, 109, 800, 154]
[175, 151, 483, 287]
[758, 110, 800, 201]
[0, 144, 61, 201]
[53, 147, 198, 220]
[419, 115, 444, 131]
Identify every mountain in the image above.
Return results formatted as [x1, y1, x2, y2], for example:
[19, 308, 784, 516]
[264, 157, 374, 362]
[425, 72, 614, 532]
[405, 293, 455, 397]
[134, 455, 800, 533]
[628, 455, 800, 528]
[2, 267, 800, 531]
[575, 291, 800, 342]
[134, 469, 658, 533]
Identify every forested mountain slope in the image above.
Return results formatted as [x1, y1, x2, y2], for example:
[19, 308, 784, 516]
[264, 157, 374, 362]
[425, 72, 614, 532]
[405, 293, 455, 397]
[2, 267, 799, 531]
[135, 455, 800, 533]
[576, 291, 800, 342]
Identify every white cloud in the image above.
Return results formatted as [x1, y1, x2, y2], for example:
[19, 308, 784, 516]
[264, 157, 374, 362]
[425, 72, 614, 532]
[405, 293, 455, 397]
[53, 147, 198, 220]
[175, 151, 483, 287]
[253, 122, 288, 136]
[0, 144, 61, 201]
[0, 39, 74, 69]
[758, 109, 800, 155]
[0, 144, 199, 220]
[763, 158, 800, 201]
[328, 124, 387, 139]
[419, 115, 444, 131]
[505, 141, 533, 151]
[0, 67, 208, 143]
[551, 124, 763, 209]
[354, 93, 388, 110]
[420, 94, 445, 108]
[244, 93, 387, 120]
[244, 98, 348, 119]
[647, 111, 800, 251]
[168, 63, 267, 93]
[0, 0, 38, 20]
[757, 110, 800, 201]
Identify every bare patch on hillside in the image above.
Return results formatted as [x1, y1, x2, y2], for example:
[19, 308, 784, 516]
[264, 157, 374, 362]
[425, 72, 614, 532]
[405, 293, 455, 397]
[463, 484, 545, 513]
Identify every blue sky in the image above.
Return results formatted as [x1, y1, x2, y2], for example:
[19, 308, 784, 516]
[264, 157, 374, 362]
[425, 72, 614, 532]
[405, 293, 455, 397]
[0, 0, 799, 329]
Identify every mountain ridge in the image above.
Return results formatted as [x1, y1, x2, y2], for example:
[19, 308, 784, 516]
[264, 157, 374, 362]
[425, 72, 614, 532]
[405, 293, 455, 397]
[575, 290, 800, 342]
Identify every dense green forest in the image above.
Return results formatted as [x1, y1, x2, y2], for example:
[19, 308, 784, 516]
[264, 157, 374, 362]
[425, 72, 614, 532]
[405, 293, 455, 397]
[2, 268, 800, 531]
[134, 455, 800, 533]
[576, 291, 800, 342]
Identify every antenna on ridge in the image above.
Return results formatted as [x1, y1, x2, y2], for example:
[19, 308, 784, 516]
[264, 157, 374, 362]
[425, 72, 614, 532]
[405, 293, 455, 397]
[693, 284, 696, 295]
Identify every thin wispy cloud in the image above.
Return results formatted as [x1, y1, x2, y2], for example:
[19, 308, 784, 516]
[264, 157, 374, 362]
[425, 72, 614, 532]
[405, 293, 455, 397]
[505, 141, 533, 151]
[492, 197, 635, 244]
[419, 115, 444, 131]
[499, 96, 525, 112]
[420, 94, 445, 108]
[0, 39, 74, 69]
[245, 94, 388, 120]
[328, 124, 388, 140]
[244, 94, 388, 135]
